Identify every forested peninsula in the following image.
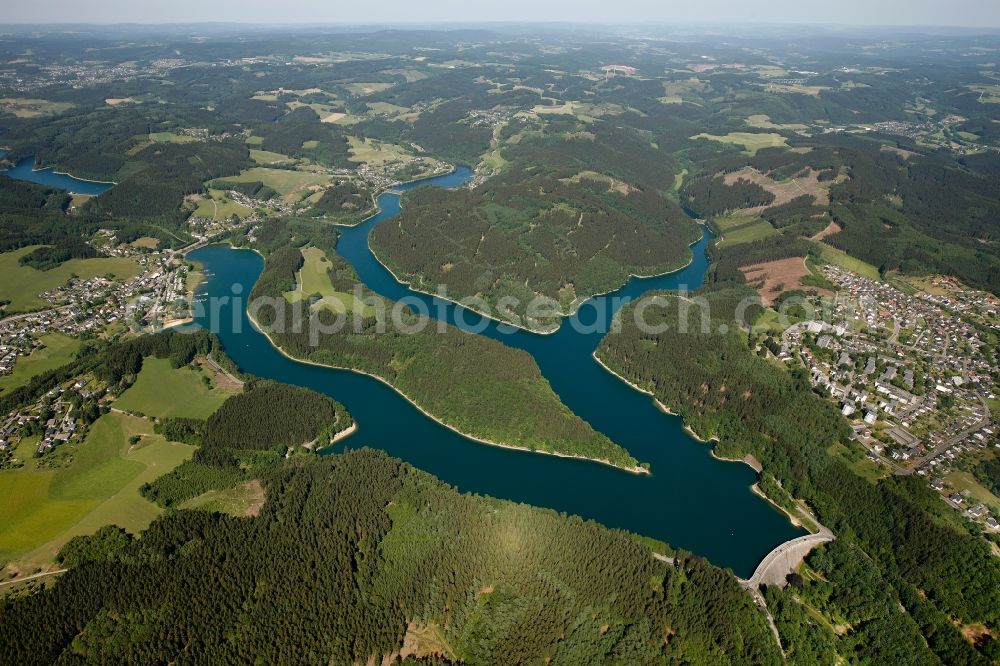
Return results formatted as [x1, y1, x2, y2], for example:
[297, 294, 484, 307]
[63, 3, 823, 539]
[245, 218, 643, 471]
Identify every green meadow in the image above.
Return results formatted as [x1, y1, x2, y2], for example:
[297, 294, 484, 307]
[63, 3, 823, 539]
[114, 357, 238, 420]
[0, 413, 195, 570]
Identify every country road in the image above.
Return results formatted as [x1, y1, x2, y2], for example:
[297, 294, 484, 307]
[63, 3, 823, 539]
[0, 569, 67, 589]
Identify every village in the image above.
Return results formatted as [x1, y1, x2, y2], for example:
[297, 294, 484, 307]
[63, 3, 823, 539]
[777, 265, 1000, 534]
[0, 242, 194, 383]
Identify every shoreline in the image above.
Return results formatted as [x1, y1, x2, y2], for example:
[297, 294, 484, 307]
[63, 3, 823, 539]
[243, 306, 650, 476]
[591, 349, 819, 538]
[330, 422, 358, 444]
[365, 232, 703, 337]
[336, 165, 706, 337]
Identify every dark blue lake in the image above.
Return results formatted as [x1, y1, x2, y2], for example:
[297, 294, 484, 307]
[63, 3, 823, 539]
[189, 167, 802, 577]
[1, 155, 113, 195]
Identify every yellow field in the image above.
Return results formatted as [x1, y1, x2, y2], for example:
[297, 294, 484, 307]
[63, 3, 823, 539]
[284, 247, 374, 316]
[0, 247, 142, 314]
[746, 114, 809, 132]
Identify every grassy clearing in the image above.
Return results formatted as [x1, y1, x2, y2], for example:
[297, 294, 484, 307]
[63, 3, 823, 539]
[813, 242, 882, 281]
[192, 190, 252, 220]
[0, 247, 142, 314]
[745, 114, 809, 131]
[284, 247, 375, 316]
[347, 136, 412, 166]
[828, 443, 888, 483]
[762, 83, 831, 97]
[0, 98, 74, 118]
[148, 131, 197, 144]
[130, 236, 159, 249]
[227, 167, 330, 202]
[249, 148, 293, 165]
[945, 470, 1000, 515]
[180, 479, 265, 517]
[716, 217, 778, 247]
[115, 357, 237, 420]
[692, 132, 789, 155]
[0, 334, 81, 395]
[344, 82, 394, 96]
[0, 413, 194, 569]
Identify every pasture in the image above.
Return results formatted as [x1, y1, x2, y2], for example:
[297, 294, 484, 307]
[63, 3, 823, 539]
[0, 413, 195, 570]
[347, 136, 413, 166]
[692, 132, 789, 155]
[714, 216, 778, 247]
[226, 167, 331, 203]
[284, 247, 375, 316]
[0, 334, 81, 396]
[115, 357, 237, 420]
[0, 247, 141, 314]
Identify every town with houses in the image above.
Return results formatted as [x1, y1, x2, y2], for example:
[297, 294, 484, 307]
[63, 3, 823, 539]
[777, 265, 1000, 536]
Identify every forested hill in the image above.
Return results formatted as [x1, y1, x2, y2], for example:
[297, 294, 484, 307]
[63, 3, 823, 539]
[371, 122, 699, 332]
[1, 448, 783, 665]
[247, 218, 642, 471]
[597, 288, 1000, 664]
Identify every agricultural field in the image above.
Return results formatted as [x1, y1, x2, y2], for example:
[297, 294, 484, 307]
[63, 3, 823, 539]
[745, 114, 810, 132]
[0, 413, 195, 571]
[148, 131, 197, 144]
[283, 247, 375, 316]
[347, 136, 413, 166]
[0, 97, 74, 118]
[192, 189, 252, 220]
[249, 148, 294, 165]
[945, 470, 1000, 515]
[0, 247, 142, 314]
[226, 167, 331, 203]
[814, 242, 882, 281]
[692, 132, 789, 155]
[714, 215, 778, 247]
[115, 357, 238, 420]
[0, 334, 81, 396]
[344, 82, 394, 96]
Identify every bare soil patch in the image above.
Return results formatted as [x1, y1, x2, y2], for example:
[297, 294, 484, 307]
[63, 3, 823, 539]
[811, 220, 843, 241]
[723, 167, 843, 216]
[739, 256, 833, 305]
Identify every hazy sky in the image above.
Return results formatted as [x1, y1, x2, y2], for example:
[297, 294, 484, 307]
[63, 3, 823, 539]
[4, 0, 1000, 28]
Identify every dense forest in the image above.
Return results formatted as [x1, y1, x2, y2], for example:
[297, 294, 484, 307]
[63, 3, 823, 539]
[372, 124, 699, 330]
[248, 220, 641, 469]
[597, 288, 1000, 663]
[0, 448, 783, 665]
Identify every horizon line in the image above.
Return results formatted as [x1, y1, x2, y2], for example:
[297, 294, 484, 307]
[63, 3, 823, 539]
[1, 20, 1000, 31]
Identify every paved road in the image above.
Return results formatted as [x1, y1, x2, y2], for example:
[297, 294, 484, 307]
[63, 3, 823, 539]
[897, 399, 991, 476]
[742, 524, 835, 590]
[0, 304, 73, 326]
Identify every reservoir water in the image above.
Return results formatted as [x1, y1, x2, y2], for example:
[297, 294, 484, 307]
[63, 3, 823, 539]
[189, 167, 802, 577]
[1, 155, 114, 195]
